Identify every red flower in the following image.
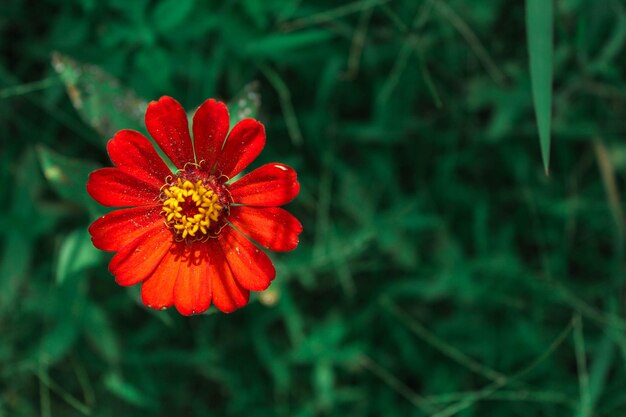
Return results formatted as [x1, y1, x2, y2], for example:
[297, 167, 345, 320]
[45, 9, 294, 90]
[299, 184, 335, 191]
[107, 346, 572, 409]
[87, 97, 301, 315]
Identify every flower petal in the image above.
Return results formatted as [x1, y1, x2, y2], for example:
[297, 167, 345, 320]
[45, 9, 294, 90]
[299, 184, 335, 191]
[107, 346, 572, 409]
[173, 244, 212, 316]
[192, 99, 229, 171]
[229, 206, 302, 252]
[109, 225, 173, 287]
[228, 163, 299, 207]
[107, 129, 172, 188]
[87, 168, 161, 207]
[219, 226, 275, 291]
[214, 119, 265, 178]
[210, 240, 249, 313]
[145, 96, 194, 169]
[140, 243, 184, 310]
[89, 205, 162, 252]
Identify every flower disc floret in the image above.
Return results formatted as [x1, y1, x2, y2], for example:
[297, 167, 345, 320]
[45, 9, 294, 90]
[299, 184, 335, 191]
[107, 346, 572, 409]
[161, 178, 223, 239]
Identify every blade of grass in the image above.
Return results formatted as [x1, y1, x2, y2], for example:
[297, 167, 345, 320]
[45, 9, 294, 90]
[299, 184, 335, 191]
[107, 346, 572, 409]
[379, 3, 442, 107]
[600, 315, 626, 415]
[589, 0, 626, 74]
[0, 77, 59, 99]
[280, 0, 391, 31]
[71, 355, 96, 407]
[429, 316, 575, 417]
[313, 150, 333, 260]
[429, 0, 506, 86]
[382, 298, 507, 384]
[542, 278, 626, 332]
[526, 0, 554, 174]
[359, 355, 438, 414]
[39, 362, 51, 417]
[344, 4, 373, 79]
[357, 307, 573, 417]
[34, 368, 92, 415]
[258, 63, 303, 146]
[424, 389, 576, 409]
[0, 68, 95, 144]
[593, 138, 625, 256]
[380, 4, 409, 32]
[586, 323, 615, 415]
[331, 232, 356, 298]
[573, 314, 591, 417]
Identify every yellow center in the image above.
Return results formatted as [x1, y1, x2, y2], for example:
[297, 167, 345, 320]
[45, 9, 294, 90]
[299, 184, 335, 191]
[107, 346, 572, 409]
[161, 178, 223, 239]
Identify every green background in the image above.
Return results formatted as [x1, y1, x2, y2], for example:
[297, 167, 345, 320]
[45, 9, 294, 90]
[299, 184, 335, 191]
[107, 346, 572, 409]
[2, 0, 626, 416]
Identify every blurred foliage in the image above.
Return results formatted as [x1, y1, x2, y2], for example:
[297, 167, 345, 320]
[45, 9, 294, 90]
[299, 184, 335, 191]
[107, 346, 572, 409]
[2, 0, 626, 416]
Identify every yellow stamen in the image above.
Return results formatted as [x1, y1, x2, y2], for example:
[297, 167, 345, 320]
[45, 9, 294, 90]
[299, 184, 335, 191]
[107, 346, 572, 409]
[161, 177, 223, 239]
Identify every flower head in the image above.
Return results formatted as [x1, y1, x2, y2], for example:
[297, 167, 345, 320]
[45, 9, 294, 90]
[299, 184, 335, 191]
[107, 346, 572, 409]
[87, 97, 301, 314]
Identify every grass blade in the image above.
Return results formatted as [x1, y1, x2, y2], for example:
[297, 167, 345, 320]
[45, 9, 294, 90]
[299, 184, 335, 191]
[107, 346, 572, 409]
[526, 0, 554, 174]
[573, 314, 591, 417]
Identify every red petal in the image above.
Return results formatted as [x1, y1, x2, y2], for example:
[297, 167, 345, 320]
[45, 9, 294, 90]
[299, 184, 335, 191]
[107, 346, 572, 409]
[218, 226, 275, 291]
[214, 119, 265, 178]
[228, 163, 299, 207]
[87, 168, 161, 207]
[89, 205, 162, 251]
[140, 242, 184, 310]
[229, 206, 302, 252]
[210, 240, 249, 313]
[109, 225, 173, 287]
[145, 96, 195, 169]
[192, 99, 229, 171]
[107, 129, 171, 188]
[173, 244, 212, 315]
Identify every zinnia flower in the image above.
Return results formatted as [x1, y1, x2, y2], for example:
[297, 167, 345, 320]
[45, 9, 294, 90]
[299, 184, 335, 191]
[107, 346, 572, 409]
[87, 97, 301, 315]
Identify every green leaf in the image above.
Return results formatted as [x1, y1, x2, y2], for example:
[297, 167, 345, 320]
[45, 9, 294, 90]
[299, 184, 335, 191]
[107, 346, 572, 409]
[243, 30, 334, 59]
[104, 372, 155, 409]
[36, 144, 100, 213]
[526, 0, 554, 174]
[83, 305, 120, 364]
[589, 1, 626, 74]
[314, 361, 335, 410]
[56, 228, 101, 285]
[51, 52, 148, 140]
[39, 319, 79, 365]
[227, 81, 261, 128]
[152, 0, 195, 32]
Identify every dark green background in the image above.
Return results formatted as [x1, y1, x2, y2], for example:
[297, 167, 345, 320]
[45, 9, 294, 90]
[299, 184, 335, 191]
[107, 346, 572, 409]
[2, 0, 626, 416]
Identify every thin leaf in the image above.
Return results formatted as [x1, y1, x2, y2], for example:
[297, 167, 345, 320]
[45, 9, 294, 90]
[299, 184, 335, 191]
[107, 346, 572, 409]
[104, 372, 155, 409]
[573, 315, 591, 417]
[243, 30, 334, 59]
[56, 228, 102, 285]
[587, 326, 615, 414]
[82, 305, 120, 364]
[526, 0, 554, 174]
